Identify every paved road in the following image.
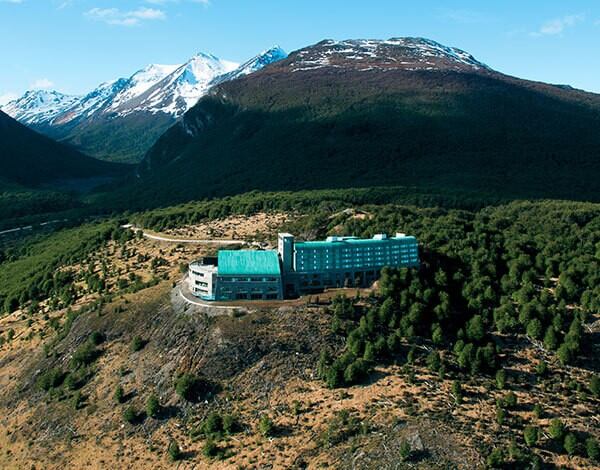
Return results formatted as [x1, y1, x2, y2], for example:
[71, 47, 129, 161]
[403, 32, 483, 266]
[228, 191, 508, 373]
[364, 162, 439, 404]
[122, 224, 247, 245]
[0, 219, 67, 236]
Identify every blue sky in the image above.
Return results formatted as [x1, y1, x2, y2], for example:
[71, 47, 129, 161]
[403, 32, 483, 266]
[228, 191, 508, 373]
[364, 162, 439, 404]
[1, 0, 600, 103]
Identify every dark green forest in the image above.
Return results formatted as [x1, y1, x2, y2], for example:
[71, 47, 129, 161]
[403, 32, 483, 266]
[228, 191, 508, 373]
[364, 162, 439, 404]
[0, 111, 126, 188]
[110, 67, 600, 209]
[313, 200, 599, 386]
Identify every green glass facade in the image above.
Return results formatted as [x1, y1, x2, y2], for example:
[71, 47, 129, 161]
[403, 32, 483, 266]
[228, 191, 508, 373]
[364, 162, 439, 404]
[189, 232, 419, 301]
[293, 234, 419, 273]
[282, 233, 419, 296]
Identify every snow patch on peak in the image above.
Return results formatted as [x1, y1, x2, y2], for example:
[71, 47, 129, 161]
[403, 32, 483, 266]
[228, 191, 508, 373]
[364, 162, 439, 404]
[107, 63, 179, 111]
[4, 46, 288, 127]
[53, 78, 129, 125]
[1, 89, 81, 125]
[210, 45, 287, 86]
[384, 37, 488, 69]
[290, 37, 489, 72]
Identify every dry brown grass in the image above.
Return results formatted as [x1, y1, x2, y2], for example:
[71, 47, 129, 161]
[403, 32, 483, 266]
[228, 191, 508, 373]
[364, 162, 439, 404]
[0, 216, 598, 469]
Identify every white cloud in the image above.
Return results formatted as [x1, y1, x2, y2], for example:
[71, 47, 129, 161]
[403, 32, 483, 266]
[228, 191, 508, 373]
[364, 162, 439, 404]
[531, 14, 585, 37]
[0, 93, 18, 106]
[86, 6, 166, 26]
[30, 78, 54, 89]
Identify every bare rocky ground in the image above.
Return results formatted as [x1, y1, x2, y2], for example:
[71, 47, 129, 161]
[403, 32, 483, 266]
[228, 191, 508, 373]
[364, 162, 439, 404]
[0, 280, 490, 469]
[161, 212, 292, 244]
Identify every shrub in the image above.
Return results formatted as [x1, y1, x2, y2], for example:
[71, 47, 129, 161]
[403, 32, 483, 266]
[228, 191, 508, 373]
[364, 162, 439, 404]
[548, 418, 565, 441]
[399, 439, 411, 461]
[168, 440, 182, 461]
[532, 404, 543, 419]
[222, 414, 238, 434]
[495, 369, 506, 389]
[146, 393, 160, 418]
[291, 400, 302, 418]
[130, 336, 146, 352]
[503, 391, 517, 409]
[523, 426, 538, 447]
[564, 432, 578, 456]
[72, 390, 84, 410]
[202, 412, 223, 436]
[193, 411, 239, 439]
[114, 385, 125, 404]
[258, 414, 274, 437]
[202, 439, 219, 458]
[37, 368, 65, 392]
[89, 331, 105, 345]
[535, 361, 547, 376]
[586, 437, 599, 461]
[174, 373, 211, 402]
[70, 341, 100, 368]
[123, 406, 141, 424]
[64, 368, 91, 391]
[319, 409, 366, 448]
[590, 375, 600, 398]
[486, 448, 505, 468]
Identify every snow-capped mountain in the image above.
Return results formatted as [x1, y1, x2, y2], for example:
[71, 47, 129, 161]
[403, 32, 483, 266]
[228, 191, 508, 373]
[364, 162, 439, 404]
[2, 47, 285, 125]
[53, 64, 179, 126]
[210, 46, 287, 87]
[287, 37, 489, 72]
[113, 52, 239, 117]
[0, 46, 287, 162]
[108, 64, 180, 111]
[2, 90, 81, 125]
[53, 78, 128, 125]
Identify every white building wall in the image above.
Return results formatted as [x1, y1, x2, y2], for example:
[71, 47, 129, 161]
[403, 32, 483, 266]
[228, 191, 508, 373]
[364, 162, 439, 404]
[188, 262, 218, 300]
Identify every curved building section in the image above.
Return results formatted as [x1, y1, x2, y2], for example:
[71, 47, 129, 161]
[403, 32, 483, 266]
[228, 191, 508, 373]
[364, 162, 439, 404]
[188, 232, 419, 301]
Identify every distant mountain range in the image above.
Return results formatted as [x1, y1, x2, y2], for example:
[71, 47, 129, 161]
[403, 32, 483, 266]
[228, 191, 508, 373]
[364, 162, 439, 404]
[2, 37, 600, 213]
[117, 37, 600, 208]
[2, 46, 287, 163]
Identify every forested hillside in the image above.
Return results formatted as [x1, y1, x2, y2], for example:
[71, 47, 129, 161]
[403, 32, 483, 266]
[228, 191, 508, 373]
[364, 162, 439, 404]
[0, 111, 126, 188]
[0, 192, 598, 468]
[109, 39, 600, 209]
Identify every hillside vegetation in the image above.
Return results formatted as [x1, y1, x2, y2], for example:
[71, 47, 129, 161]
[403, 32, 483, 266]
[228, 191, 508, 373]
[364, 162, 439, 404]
[0, 192, 598, 468]
[36, 111, 175, 164]
[0, 111, 127, 188]
[110, 48, 600, 208]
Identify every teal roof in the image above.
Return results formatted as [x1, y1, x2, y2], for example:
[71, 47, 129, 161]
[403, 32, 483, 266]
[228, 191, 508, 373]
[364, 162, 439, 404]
[295, 241, 336, 248]
[295, 235, 416, 249]
[218, 250, 281, 276]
